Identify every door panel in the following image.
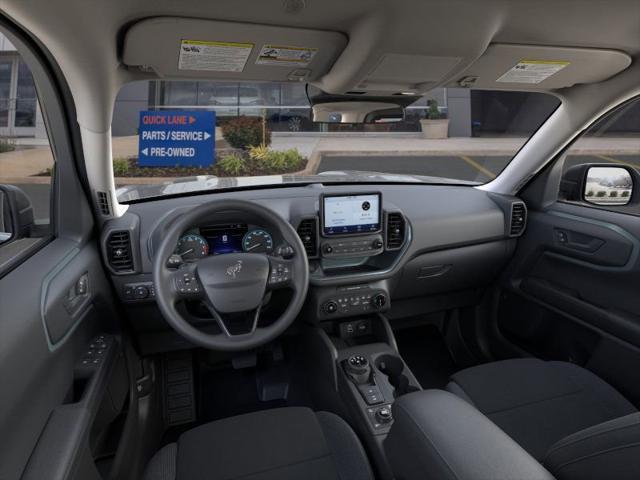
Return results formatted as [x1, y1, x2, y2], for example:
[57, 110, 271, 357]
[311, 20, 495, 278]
[0, 23, 129, 480]
[0, 237, 123, 480]
[498, 201, 640, 405]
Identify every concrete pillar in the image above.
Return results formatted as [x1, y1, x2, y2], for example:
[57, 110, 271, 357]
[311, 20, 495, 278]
[34, 101, 47, 140]
[446, 88, 472, 137]
[111, 81, 150, 136]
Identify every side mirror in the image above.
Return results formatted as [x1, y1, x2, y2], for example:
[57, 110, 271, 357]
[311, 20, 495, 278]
[0, 185, 35, 245]
[584, 166, 633, 206]
[560, 164, 635, 207]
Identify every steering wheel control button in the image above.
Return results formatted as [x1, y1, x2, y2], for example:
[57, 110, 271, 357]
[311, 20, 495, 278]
[176, 272, 201, 295]
[269, 261, 291, 286]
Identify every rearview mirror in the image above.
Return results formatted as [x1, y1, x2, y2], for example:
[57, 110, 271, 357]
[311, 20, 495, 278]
[307, 86, 420, 124]
[312, 102, 404, 124]
[584, 166, 633, 206]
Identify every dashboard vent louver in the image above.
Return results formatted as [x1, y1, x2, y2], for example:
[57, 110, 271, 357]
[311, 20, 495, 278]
[96, 191, 111, 216]
[386, 212, 406, 250]
[106, 231, 134, 272]
[297, 218, 318, 258]
[509, 202, 527, 237]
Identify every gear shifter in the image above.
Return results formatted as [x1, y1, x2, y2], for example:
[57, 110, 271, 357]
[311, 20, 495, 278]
[345, 354, 371, 385]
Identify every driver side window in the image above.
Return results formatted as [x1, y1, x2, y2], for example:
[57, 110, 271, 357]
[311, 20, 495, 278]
[0, 34, 55, 267]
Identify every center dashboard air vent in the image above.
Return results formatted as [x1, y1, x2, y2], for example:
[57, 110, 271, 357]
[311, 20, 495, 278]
[386, 212, 406, 250]
[106, 230, 134, 272]
[296, 218, 318, 258]
[509, 202, 527, 237]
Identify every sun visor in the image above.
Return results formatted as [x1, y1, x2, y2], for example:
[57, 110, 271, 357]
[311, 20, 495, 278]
[449, 44, 631, 90]
[122, 17, 347, 82]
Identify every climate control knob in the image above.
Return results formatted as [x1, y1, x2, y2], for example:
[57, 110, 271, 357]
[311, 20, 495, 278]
[372, 293, 387, 309]
[324, 301, 338, 314]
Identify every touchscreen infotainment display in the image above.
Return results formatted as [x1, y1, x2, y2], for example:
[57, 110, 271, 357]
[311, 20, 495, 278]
[322, 193, 381, 236]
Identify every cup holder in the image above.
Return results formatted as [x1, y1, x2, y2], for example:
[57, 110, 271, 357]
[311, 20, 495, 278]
[375, 354, 420, 398]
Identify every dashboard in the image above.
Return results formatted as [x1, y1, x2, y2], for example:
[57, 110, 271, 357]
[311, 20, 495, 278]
[100, 183, 526, 354]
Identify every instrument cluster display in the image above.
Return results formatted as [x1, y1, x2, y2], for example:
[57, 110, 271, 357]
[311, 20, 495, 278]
[172, 223, 275, 263]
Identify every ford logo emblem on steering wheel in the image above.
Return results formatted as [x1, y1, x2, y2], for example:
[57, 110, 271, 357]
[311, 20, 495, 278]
[225, 260, 243, 279]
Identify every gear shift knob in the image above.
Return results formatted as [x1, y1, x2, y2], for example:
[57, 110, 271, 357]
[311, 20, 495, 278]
[345, 354, 371, 384]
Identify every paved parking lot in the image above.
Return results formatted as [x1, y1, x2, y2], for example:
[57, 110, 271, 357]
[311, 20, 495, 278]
[317, 153, 640, 183]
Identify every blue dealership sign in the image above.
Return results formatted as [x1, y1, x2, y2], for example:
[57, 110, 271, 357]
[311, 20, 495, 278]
[138, 110, 215, 167]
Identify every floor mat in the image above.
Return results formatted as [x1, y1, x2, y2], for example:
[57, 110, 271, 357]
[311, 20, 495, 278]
[394, 325, 458, 389]
[198, 351, 315, 423]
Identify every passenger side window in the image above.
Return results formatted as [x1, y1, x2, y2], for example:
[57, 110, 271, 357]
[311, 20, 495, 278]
[559, 96, 640, 215]
[0, 36, 55, 260]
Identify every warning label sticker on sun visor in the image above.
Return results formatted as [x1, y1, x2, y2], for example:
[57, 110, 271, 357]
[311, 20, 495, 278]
[256, 45, 318, 67]
[178, 40, 253, 72]
[496, 60, 570, 84]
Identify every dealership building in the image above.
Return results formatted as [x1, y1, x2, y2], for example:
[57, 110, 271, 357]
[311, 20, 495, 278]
[2, 33, 637, 141]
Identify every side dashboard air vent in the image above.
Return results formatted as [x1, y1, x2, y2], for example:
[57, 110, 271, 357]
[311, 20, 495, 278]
[509, 202, 527, 237]
[296, 218, 318, 258]
[386, 212, 406, 250]
[96, 191, 111, 216]
[106, 230, 134, 272]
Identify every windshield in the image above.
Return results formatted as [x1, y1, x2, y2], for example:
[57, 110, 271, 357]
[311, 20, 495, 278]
[111, 81, 560, 202]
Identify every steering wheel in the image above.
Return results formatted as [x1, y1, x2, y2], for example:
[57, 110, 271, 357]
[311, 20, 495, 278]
[152, 199, 309, 351]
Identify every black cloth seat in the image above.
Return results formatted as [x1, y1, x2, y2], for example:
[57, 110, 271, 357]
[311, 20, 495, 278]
[446, 358, 637, 460]
[143, 407, 374, 480]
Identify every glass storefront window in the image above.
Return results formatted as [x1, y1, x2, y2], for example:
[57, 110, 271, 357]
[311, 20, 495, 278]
[0, 59, 12, 127]
[15, 59, 36, 127]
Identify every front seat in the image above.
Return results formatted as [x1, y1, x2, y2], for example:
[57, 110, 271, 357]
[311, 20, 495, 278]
[143, 407, 374, 480]
[446, 358, 637, 459]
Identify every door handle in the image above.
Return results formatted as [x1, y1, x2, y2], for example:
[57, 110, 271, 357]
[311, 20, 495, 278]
[554, 229, 604, 253]
[64, 272, 90, 316]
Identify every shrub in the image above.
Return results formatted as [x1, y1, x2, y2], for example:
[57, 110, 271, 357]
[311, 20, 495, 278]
[0, 137, 16, 153]
[113, 157, 130, 176]
[621, 190, 630, 197]
[596, 191, 606, 197]
[248, 145, 271, 161]
[217, 153, 247, 176]
[426, 99, 443, 120]
[609, 190, 618, 197]
[586, 190, 594, 197]
[221, 116, 271, 149]
[255, 148, 305, 173]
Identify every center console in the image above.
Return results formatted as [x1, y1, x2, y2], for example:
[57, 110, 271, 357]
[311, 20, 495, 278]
[303, 312, 421, 480]
[298, 192, 419, 478]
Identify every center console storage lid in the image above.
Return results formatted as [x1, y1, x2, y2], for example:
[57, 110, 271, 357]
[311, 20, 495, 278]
[384, 390, 555, 480]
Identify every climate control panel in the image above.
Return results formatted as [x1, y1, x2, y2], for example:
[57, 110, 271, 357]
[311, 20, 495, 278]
[320, 234, 384, 258]
[318, 284, 389, 319]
